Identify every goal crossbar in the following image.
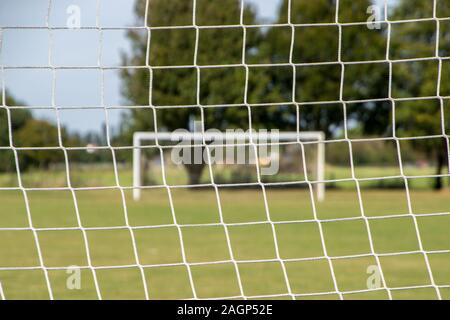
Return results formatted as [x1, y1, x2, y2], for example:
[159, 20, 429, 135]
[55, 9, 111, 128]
[133, 131, 325, 201]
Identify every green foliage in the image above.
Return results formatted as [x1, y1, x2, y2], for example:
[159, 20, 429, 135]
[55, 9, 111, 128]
[0, 92, 32, 172]
[274, 0, 389, 137]
[389, 0, 450, 188]
[390, 0, 450, 99]
[1, 92, 87, 172]
[391, 0, 434, 20]
[121, 0, 258, 140]
[15, 119, 64, 170]
[121, 0, 384, 139]
[0, 92, 32, 147]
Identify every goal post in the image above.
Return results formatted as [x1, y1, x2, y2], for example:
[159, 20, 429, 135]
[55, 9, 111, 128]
[133, 131, 325, 202]
[0, 282, 5, 301]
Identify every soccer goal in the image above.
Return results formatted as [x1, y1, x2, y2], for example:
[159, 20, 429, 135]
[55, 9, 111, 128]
[132, 131, 325, 201]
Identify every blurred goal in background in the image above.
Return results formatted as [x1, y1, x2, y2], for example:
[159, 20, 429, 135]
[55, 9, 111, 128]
[132, 131, 325, 201]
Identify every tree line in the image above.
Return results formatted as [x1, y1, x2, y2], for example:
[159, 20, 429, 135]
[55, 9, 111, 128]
[0, 91, 110, 172]
[120, 0, 449, 188]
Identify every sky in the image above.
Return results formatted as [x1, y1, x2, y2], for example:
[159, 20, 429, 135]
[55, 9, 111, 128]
[0, 0, 282, 135]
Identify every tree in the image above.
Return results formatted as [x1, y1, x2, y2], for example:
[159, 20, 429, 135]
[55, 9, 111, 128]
[0, 91, 32, 172]
[0, 91, 32, 146]
[389, 0, 450, 189]
[1, 91, 71, 172]
[260, 0, 389, 138]
[15, 119, 66, 170]
[121, 0, 260, 184]
[271, 0, 449, 190]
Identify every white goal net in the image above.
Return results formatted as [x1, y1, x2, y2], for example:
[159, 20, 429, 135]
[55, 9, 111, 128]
[0, 0, 449, 300]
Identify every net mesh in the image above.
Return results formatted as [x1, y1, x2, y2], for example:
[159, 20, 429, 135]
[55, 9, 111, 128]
[0, 0, 449, 300]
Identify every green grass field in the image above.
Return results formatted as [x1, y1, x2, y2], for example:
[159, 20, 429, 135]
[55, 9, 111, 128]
[1, 164, 448, 190]
[1, 183, 449, 300]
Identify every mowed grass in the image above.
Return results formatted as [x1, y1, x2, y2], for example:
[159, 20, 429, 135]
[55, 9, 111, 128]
[0, 165, 447, 190]
[0, 187, 449, 300]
